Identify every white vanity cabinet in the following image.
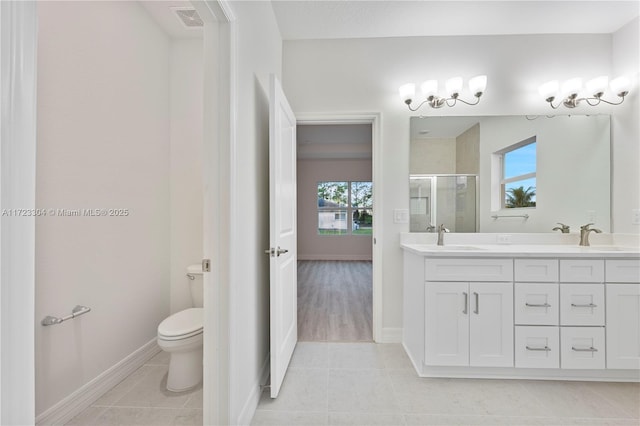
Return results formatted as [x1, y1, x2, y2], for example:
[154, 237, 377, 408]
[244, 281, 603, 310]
[606, 260, 640, 370]
[424, 259, 513, 368]
[402, 244, 640, 381]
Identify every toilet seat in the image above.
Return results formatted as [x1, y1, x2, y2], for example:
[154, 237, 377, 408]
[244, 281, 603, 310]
[158, 308, 203, 341]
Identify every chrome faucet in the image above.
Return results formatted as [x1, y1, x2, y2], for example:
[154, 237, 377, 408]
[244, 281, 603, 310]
[437, 224, 450, 246]
[579, 223, 602, 246]
[552, 223, 570, 233]
[426, 224, 436, 232]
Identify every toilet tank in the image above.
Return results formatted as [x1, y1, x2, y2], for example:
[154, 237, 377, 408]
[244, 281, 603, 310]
[186, 264, 204, 308]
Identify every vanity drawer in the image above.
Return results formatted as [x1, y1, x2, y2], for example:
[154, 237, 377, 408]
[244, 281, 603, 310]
[560, 259, 604, 283]
[560, 284, 605, 326]
[515, 326, 559, 369]
[560, 327, 605, 369]
[606, 260, 640, 283]
[515, 283, 559, 325]
[425, 258, 513, 282]
[515, 259, 558, 282]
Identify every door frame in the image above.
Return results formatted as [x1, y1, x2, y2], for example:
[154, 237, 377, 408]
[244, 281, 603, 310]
[0, 1, 37, 424]
[192, 1, 236, 424]
[296, 112, 383, 342]
[0, 1, 236, 424]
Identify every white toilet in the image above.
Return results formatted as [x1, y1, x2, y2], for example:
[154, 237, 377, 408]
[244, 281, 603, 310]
[157, 264, 203, 392]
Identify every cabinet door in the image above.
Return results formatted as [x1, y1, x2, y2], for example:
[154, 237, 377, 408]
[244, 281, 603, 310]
[425, 282, 469, 366]
[469, 282, 514, 367]
[606, 283, 640, 369]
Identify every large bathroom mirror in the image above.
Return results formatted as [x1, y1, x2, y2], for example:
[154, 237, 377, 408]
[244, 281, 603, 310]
[410, 115, 610, 233]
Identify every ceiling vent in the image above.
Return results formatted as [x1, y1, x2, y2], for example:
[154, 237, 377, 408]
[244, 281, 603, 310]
[171, 7, 203, 28]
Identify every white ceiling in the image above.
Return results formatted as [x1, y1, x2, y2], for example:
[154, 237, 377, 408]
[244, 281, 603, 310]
[271, 0, 640, 40]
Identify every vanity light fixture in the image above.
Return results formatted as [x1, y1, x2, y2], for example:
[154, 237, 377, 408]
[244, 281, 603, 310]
[539, 76, 631, 109]
[399, 75, 487, 111]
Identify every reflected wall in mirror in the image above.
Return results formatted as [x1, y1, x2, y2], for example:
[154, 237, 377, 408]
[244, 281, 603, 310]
[410, 115, 610, 233]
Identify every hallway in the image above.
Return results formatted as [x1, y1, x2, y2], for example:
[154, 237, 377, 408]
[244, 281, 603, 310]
[298, 261, 373, 342]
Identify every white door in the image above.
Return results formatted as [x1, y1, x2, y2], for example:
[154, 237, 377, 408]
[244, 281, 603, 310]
[469, 282, 514, 367]
[425, 282, 469, 366]
[268, 74, 297, 398]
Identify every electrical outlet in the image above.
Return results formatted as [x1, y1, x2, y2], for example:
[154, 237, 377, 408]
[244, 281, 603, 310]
[633, 209, 640, 225]
[393, 209, 409, 224]
[587, 210, 597, 223]
[497, 234, 512, 244]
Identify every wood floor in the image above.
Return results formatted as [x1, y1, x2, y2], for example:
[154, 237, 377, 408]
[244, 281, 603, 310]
[297, 260, 372, 342]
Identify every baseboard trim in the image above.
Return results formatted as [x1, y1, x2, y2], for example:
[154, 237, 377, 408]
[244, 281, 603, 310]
[236, 352, 270, 426]
[379, 327, 402, 343]
[35, 338, 161, 426]
[298, 254, 372, 261]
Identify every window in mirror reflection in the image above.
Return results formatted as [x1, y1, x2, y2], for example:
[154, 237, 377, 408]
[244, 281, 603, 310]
[499, 137, 537, 208]
[317, 181, 372, 235]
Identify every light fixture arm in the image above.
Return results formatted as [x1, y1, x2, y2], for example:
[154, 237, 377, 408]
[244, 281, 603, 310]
[545, 93, 627, 109]
[404, 94, 482, 110]
[452, 95, 482, 106]
[399, 75, 486, 112]
[540, 76, 630, 109]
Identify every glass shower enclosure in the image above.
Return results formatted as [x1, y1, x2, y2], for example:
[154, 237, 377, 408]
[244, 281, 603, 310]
[409, 174, 478, 233]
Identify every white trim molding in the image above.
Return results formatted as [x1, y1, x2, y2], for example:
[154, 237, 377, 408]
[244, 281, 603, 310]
[197, 1, 236, 425]
[380, 328, 403, 343]
[35, 340, 160, 426]
[1, 2, 37, 424]
[296, 112, 384, 343]
[236, 352, 270, 426]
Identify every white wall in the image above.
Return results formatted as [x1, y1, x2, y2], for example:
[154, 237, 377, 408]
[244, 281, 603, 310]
[298, 159, 373, 260]
[283, 32, 638, 334]
[226, 1, 283, 423]
[170, 39, 203, 313]
[612, 17, 640, 234]
[35, 1, 170, 415]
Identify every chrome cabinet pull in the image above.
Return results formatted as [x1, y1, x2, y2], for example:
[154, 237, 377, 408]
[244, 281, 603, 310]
[526, 346, 551, 352]
[473, 292, 479, 314]
[526, 303, 551, 308]
[462, 292, 468, 314]
[571, 303, 597, 308]
[572, 346, 598, 352]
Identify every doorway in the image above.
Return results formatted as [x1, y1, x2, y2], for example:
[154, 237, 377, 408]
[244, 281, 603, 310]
[296, 122, 374, 342]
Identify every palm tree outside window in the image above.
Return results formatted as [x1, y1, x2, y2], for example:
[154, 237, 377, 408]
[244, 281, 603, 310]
[500, 136, 536, 208]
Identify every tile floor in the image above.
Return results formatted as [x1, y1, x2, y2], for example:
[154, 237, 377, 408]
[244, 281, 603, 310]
[251, 342, 640, 426]
[66, 350, 202, 425]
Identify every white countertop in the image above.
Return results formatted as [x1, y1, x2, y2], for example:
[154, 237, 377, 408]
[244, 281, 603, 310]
[401, 242, 640, 258]
[399, 233, 640, 258]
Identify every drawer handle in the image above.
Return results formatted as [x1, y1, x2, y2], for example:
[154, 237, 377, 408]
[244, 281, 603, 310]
[526, 346, 551, 352]
[572, 346, 598, 352]
[571, 303, 598, 308]
[462, 292, 468, 315]
[525, 303, 551, 308]
[473, 292, 479, 314]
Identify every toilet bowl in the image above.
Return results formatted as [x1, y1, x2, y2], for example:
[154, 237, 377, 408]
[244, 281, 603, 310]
[157, 264, 204, 392]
